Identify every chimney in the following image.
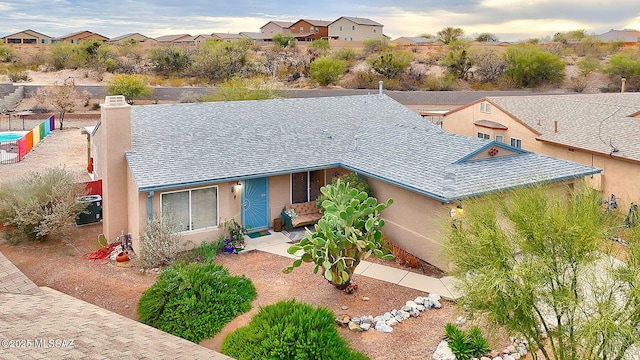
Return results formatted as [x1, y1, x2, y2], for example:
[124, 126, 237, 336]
[554, 120, 558, 133]
[97, 95, 132, 247]
[621, 78, 626, 93]
[378, 80, 383, 97]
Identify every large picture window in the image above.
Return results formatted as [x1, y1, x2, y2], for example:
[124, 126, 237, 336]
[161, 187, 218, 231]
[292, 170, 325, 203]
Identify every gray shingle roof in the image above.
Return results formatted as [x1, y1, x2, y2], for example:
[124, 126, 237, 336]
[338, 17, 383, 26]
[487, 93, 640, 161]
[126, 95, 599, 202]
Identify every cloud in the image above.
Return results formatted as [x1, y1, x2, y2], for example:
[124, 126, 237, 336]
[1, 0, 638, 41]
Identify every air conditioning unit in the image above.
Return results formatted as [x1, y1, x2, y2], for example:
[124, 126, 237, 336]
[75, 195, 102, 226]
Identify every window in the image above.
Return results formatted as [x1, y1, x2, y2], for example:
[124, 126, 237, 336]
[315, 27, 319, 33]
[510, 137, 522, 148]
[352, 25, 356, 30]
[41, 39, 49, 44]
[161, 187, 218, 232]
[495, 135, 504, 143]
[477, 132, 490, 140]
[7, 38, 20, 43]
[480, 103, 491, 113]
[292, 170, 325, 203]
[373, 29, 377, 33]
[300, 26, 304, 33]
[340, 26, 343, 31]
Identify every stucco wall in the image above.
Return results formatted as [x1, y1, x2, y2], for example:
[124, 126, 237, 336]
[363, 176, 453, 270]
[444, 101, 544, 152]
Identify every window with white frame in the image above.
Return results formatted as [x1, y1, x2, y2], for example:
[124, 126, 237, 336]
[161, 187, 218, 232]
[352, 25, 356, 30]
[495, 135, 504, 143]
[477, 132, 490, 139]
[510, 137, 522, 148]
[480, 102, 491, 113]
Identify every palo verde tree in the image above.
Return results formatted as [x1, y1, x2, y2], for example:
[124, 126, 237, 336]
[437, 26, 465, 45]
[444, 182, 640, 360]
[440, 40, 474, 80]
[107, 74, 152, 104]
[309, 56, 347, 86]
[283, 179, 393, 291]
[190, 38, 252, 83]
[503, 44, 565, 88]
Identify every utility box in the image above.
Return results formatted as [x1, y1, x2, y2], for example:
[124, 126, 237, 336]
[75, 195, 102, 226]
[273, 217, 283, 232]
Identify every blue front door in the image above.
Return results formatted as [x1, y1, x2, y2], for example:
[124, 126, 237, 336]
[242, 177, 269, 231]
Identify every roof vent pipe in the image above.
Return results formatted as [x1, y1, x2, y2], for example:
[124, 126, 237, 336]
[378, 81, 383, 97]
[554, 120, 558, 133]
[621, 78, 626, 93]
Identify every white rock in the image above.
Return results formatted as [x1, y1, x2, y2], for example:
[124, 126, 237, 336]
[503, 355, 516, 360]
[360, 323, 371, 331]
[386, 318, 399, 327]
[428, 293, 441, 302]
[362, 296, 370, 301]
[414, 296, 425, 305]
[480, 357, 492, 360]
[375, 323, 394, 333]
[416, 304, 426, 312]
[432, 341, 456, 360]
[506, 345, 517, 354]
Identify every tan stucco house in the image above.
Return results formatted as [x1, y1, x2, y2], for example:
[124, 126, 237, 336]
[54, 30, 109, 43]
[92, 94, 598, 270]
[109, 33, 155, 44]
[328, 16, 385, 41]
[260, 21, 293, 39]
[2, 29, 52, 44]
[443, 93, 640, 210]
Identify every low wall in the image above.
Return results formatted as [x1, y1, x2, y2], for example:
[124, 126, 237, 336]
[0, 86, 25, 112]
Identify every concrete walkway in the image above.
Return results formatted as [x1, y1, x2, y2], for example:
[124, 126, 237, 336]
[244, 231, 462, 301]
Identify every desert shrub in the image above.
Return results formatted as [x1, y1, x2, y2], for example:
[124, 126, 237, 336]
[443, 323, 491, 360]
[0, 44, 16, 62]
[7, 69, 30, 82]
[331, 46, 359, 63]
[0, 167, 87, 244]
[362, 38, 390, 54]
[601, 52, 640, 91]
[30, 104, 50, 113]
[577, 57, 600, 76]
[139, 212, 182, 268]
[366, 50, 413, 79]
[190, 238, 225, 263]
[138, 262, 256, 343]
[221, 299, 368, 360]
[569, 76, 587, 92]
[107, 74, 152, 104]
[309, 56, 347, 86]
[422, 74, 459, 91]
[504, 44, 565, 88]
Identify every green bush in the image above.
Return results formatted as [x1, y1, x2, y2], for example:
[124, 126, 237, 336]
[443, 323, 490, 360]
[221, 299, 368, 360]
[138, 262, 256, 343]
[0, 167, 87, 243]
[191, 238, 225, 263]
[503, 44, 566, 88]
[309, 56, 347, 86]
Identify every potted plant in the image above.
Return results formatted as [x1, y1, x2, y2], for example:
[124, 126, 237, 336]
[222, 218, 247, 254]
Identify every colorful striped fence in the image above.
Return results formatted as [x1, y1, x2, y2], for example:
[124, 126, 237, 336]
[15, 115, 55, 162]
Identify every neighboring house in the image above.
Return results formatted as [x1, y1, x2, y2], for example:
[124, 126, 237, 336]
[154, 34, 191, 44]
[54, 30, 109, 43]
[328, 16, 385, 41]
[443, 93, 640, 210]
[109, 33, 155, 44]
[596, 29, 640, 44]
[288, 19, 331, 41]
[211, 33, 248, 42]
[239, 32, 267, 46]
[260, 21, 293, 39]
[391, 36, 442, 46]
[2, 29, 52, 44]
[174, 34, 212, 46]
[92, 94, 598, 270]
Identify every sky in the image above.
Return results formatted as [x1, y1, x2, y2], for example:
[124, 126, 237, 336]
[1, 0, 639, 42]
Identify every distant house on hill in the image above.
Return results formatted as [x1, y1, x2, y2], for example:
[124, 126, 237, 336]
[260, 21, 293, 39]
[2, 29, 52, 45]
[154, 34, 191, 44]
[211, 33, 248, 42]
[174, 34, 212, 46]
[328, 16, 385, 41]
[288, 19, 331, 41]
[391, 36, 442, 46]
[596, 29, 640, 45]
[54, 30, 109, 43]
[109, 33, 155, 44]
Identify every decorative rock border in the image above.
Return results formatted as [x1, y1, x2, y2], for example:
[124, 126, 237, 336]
[336, 293, 442, 333]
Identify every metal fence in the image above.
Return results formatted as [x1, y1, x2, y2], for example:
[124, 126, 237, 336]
[0, 140, 19, 164]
